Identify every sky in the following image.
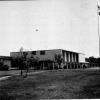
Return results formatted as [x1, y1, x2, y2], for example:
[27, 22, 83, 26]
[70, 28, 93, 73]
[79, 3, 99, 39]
[0, 0, 99, 57]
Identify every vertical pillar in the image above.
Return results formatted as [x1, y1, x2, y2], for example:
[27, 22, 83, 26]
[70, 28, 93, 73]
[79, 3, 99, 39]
[72, 53, 74, 62]
[66, 62, 68, 69]
[70, 53, 72, 63]
[53, 62, 54, 70]
[43, 61, 44, 70]
[77, 63, 78, 69]
[69, 52, 70, 63]
[73, 53, 75, 62]
[65, 51, 67, 62]
[64, 51, 67, 68]
[67, 52, 69, 62]
[73, 63, 74, 69]
[74, 54, 76, 62]
[67, 63, 68, 69]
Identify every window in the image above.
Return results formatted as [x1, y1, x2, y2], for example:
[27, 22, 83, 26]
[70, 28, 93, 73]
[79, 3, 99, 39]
[32, 51, 36, 55]
[40, 51, 45, 55]
[23, 52, 28, 56]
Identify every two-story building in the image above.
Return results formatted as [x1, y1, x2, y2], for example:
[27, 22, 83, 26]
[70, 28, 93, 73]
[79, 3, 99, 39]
[10, 49, 86, 69]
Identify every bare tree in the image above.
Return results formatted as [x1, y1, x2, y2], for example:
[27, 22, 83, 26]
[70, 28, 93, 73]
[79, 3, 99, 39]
[15, 47, 26, 76]
[19, 47, 24, 76]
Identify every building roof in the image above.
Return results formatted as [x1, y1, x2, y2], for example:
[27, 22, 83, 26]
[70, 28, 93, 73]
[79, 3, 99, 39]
[0, 56, 12, 60]
[10, 49, 85, 55]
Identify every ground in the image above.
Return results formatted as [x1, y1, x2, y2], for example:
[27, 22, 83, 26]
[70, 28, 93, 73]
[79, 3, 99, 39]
[0, 69, 100, 99]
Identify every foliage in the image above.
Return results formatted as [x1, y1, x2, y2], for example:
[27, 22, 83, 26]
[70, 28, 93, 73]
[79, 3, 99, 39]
[55, 54, 63, 68]
[85, 56, 100, 64]
[0, 61, 9, 71]
[15, 47, 39, 76]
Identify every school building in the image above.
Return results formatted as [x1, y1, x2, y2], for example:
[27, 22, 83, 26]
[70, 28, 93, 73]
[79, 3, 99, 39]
[10, 49, 87, 69]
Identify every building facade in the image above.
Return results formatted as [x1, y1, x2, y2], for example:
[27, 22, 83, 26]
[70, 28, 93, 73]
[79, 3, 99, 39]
[10, 49, 86, 69]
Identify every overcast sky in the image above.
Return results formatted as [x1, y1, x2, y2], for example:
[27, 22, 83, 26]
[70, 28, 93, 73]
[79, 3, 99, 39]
[0, 0, 99, 57]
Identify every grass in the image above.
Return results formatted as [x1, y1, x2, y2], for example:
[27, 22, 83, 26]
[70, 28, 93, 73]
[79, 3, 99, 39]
[0, 70, 42, 77]
[0, 69, 100, 99]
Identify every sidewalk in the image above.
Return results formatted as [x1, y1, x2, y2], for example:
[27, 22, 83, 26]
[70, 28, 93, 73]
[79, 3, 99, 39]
[0, 76, 11, 81]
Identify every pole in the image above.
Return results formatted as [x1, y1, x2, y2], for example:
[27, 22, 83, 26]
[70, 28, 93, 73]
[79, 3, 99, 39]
[97, 1, 100, 57]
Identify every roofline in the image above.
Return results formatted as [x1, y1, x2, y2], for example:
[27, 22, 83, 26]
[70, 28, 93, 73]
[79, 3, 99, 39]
[0, 56, 12, 60]
[10, 48, 85, 55]
[10, 49, 61, 53]
[60, 49, 85, 55]
[0, 56, 11, 58]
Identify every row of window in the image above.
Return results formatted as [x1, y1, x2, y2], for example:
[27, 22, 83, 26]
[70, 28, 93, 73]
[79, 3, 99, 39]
[32, 51, 45, 55]
[23, 51, 45, 55]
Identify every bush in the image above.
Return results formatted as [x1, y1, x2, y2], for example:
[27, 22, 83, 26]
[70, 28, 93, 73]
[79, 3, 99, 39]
[0, 65, 9, 71]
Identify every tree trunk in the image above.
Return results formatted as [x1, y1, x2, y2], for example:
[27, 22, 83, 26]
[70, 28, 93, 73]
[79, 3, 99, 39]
[21, 70, 23, 76]
[53, 62, 54, 70]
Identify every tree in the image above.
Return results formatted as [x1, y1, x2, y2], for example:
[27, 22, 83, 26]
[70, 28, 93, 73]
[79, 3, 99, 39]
[17, 47, 39, 77]
[15, 47, 28, 76]
[97, 57, 100, 67]
[85, 56, 100, 67]
[55, 54, 63, 69]
[19, 47, 24, 76]
[85, 56, 98, 63]
[24, 55, 37, 77]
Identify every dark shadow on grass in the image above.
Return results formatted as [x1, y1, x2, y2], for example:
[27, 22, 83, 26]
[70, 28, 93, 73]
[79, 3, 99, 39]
[75, 82, 100, 99]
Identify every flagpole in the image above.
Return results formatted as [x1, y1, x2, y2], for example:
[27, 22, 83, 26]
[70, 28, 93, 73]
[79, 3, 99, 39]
[97, 1, 100, 57]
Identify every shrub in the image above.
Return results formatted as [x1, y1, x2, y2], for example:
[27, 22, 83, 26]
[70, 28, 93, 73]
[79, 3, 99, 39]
[0, 65, 9, 71]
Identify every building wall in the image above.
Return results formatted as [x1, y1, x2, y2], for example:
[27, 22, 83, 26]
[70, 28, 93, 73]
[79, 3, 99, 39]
[10, 52, 22, 58]
[79, 53, 85, 63]
[10, 49, 85, 63]
[10, 49, 62, 61]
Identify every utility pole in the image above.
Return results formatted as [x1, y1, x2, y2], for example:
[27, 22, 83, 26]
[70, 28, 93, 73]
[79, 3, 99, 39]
[97, 1, 100, 57]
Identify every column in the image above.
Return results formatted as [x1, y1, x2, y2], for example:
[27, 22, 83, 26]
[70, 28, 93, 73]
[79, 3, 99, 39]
[72, 53, 73, 62]
[68, 52, 70, 63]
[43, 61, 44, 70]
[53, 62, 54, 70]
[64, 51, 67, 62]
[74, 54, 76, 62]
[68, 52, 70, 69]
[77, 63, 78, 69]
[66, 52, 68, 69]
[73, 53, 75, 62]
[64, 51, 67, 68]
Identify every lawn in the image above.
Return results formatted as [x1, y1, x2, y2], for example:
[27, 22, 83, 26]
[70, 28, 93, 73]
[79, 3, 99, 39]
[0, 69, 100, 99]
[0, 70, 42, 77]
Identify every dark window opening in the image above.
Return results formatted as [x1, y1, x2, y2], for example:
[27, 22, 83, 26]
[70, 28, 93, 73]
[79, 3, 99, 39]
[32, 51, 36, 55]
[40, 51, 45, 55]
